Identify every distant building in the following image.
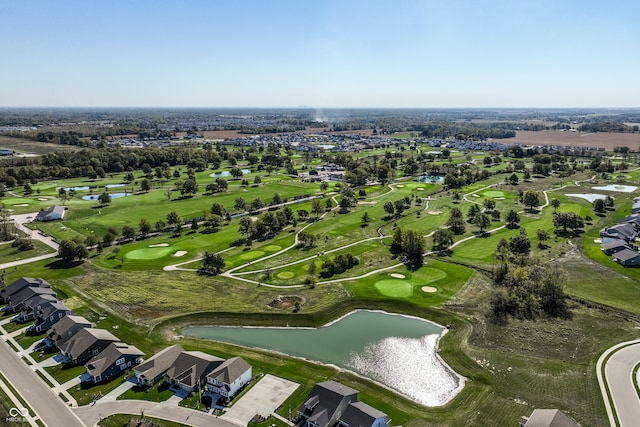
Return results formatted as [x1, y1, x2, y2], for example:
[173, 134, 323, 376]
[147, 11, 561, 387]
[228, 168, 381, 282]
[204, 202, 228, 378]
[34, 206, 65, 222]
[0, 148, 13, 156]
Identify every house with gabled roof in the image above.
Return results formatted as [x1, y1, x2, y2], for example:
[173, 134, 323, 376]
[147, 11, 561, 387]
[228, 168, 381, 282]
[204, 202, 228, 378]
[85, 342, 144, 383]
[600, 223, 638, 243]
[3, 286, 57, 313]
[1, 277, 51, 303]
[134, 344, 185, 386]
[205, 356, 252, 398]
[164, 350, 223, 393]
[15, 294, 58, 321]
[338, 401, 391, 427]
[27, 302, 74, 333]
[47, 315, 95, 348]
[613, 248, 640, 267]
[601, 239, 631, 256]
[519, 409, 579, 427]
[34, 206, 65, 222]
[298, 381, 359, 427]
[58, 328, 120, 365]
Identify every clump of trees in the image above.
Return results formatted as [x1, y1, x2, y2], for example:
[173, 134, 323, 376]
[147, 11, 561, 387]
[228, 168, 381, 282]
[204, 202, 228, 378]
[320, 253, 360, 278]
[57, 239, 89, 262]
[199, 251, 225, 275]
[390, 227, 426, 268]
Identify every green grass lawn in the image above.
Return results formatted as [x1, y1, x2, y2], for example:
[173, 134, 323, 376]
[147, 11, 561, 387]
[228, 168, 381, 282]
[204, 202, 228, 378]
[98, 414, 189, 427]
[15, 331, 47, 350]
[69, 374, 130, 406]
[0, 239, 55, 262]
[44, 363, 86, 385]
[118, 380, 174, 402]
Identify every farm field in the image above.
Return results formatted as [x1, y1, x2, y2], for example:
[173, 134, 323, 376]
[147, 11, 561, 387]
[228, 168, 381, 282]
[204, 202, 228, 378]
[511, 130, 640, 150]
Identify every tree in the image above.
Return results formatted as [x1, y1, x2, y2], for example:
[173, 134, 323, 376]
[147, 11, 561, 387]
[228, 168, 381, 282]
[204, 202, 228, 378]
[537, 229, 549, 248]
[199, 251, 225, 275]
[210, 203, 228, 219]
[98, 191, 111, 205]
[139, 219, 151, 236]
[320, 182, 329, 192]
[311, 199, 324, 218]
[509, 174, 519, 185]
[234, 197, 247, 211]
[446, 208, 466, 234]
[253, 176, 262, 185]
[121, 225, 136, 240]
[394, 200, 406, 217]
[508, 230, 531, 255]
[383, 201, 395, 217]
[505, 209, 520, 229]
[491, 209, 501, 221]
[361, 211, 371, 227]
[523, 190, 541, 211]
[483, 199, 496, 211]
[166, 210, 181, 225]
[550, 198, 560, 212]
[474, 213, 491, 233]
[402, 229, 426, 266]
[432, 228, 454, 251]
[553, 212, 584, 236]
[593, 198, 606, 214]
[605, 195, 615, 208]
[181, 178, 198, 196]
[230, 167, 243, 179]
[58, 239, 87, 262]
[154, 220, 166, 232]
[140, 179, 151, 192]
[467, 204, 480, 220]
[238, 216, 255, 238]
[391, 228, 404, 252]
[57, 188, 68, 206]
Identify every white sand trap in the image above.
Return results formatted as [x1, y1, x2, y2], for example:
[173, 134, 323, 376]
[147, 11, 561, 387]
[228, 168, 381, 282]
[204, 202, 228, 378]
[38, 198, 49, 201]
[13, 204, 29, 207]
[390, 273, 406, 279]
[173, 250, 187, 257]
[472, 194, 480, 197]
[396, 184, 405, 188]
[149, 243, 169, 247]
[358, 201, 376, 205]
[417, 187, 425, 190]
[428, 211, 442, 215]
[495, 197, 505, 200]
[422, 286, 437, 293]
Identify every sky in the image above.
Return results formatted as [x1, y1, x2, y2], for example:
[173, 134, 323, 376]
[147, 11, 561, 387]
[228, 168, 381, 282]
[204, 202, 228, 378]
[1, 0, 638, 108]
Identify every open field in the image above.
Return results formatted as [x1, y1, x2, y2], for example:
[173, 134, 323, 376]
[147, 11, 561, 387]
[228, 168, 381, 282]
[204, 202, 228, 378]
[511, 130, 640, 149]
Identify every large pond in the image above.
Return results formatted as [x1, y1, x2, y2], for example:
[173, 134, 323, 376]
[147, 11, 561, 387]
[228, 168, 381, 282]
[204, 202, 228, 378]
[566, 193, 606, 203]
[82, 192, 131, 201]
[416, 175, 444, 183]
[209, 169, 251, 178]
[183, 310, 463, 406]
[592, 184, 638, 193]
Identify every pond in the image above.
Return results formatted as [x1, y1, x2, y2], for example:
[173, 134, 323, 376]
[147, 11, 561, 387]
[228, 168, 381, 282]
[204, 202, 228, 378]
[566, 193, 606, 203]
[209, 169, 251, 178]
[416, 175, 444, 183]
[592, 184, 638, 193]
[183, 310, 463, 406]
[82, 192, 132, 201]
[63, 186, 90, 191]
[105, 183, 126, 188]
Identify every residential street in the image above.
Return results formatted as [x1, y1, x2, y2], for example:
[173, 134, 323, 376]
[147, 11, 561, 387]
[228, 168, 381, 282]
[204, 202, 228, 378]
[0, 338, 85, 427]
[603, 341, 640, 427]
[0, 213, 59, 270]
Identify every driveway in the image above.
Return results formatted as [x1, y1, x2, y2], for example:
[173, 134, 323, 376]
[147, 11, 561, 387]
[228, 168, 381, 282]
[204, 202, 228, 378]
[0, 213, 60, 270]
[221, 374, 299, 425]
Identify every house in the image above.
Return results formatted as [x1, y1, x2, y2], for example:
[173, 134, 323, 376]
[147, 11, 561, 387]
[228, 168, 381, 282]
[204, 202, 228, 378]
[27, 302, 74, 333]
[15, 294, 59, 321]
[1, 277, 51, 303]
[632, 201, 640, 215]
[58, 328, 120, 365]
[338, 401, 391, 427]
[134, 344, 185, 386]
[205, 356, 252, 398]
[47, 315, 95, 348]
[600, 223, 638, 242]
[85, 342, 144, 383]
[163, 350, 223, 393]
[298, 381, 359, 427]
[34, 206, 65, 222]
[3, 286, 57, 313]
[613, 248, 640, 267]
[601, 239, 631, 256]
[519, 409, 579, 427]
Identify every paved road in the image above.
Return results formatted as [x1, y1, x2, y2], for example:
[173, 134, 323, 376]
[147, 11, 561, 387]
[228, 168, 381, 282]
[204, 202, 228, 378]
[73, 400, 241, 427]
[599, 340, 640, 426]
[0, 213, 60, 270]
[0, 338, 85, 427]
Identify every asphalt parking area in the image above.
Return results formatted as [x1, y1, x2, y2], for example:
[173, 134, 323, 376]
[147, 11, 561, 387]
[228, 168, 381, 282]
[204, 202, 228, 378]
[221, 374, 299, 425]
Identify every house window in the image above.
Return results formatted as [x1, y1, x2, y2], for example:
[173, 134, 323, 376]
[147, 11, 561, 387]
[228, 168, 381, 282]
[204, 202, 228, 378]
[120, 364, 126, 370]
[116, 357, 125, 365]
[50, 316, 54, 321]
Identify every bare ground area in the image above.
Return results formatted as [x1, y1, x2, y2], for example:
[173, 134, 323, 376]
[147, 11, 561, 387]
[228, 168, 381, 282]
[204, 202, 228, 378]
[508, 130, 640, 150]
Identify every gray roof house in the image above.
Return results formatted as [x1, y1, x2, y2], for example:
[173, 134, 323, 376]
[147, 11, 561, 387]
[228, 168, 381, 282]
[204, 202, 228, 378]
[338, 401, 391, 427]
[1, 277, 51, 303]
[58, 328, 120, 365]
[164, 350, 223, 393]
[298, 381, 359, 427]
[47, 315, 95, 348]
[85, 342, 144, 383]
[3, 286, 57, 313]
[27, 302, 74, 333]
[205, 356, 252, 398]
[134, 344, 185, 386]
[519, 409, 579, 427]
[15, 294, 59, 322]
[613, 248, 640, 267]
[601, 239, 631, 256]
[600, 223, 638, 242]
[34, 206, 65, 222]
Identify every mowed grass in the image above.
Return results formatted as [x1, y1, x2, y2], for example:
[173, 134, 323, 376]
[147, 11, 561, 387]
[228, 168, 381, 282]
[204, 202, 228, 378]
[0, 239, 55, 262]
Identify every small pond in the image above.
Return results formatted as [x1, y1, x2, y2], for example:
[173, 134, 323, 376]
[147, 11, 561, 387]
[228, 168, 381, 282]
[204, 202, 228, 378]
[566, 193, 606, 203]
[183, 310, 463, 406]
[63, 186, 90, 191]
[416, 175, 444, 183]
[209, 169, 251, 178]
[82, 192, 132, 201]
[105, 183, 126, 188]
[592, 184, 637, 193]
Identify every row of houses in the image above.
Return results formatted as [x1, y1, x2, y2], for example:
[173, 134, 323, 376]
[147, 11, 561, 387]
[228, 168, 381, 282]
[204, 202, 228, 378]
[1, 277, 73, 333]
[600, 198, 640, 267]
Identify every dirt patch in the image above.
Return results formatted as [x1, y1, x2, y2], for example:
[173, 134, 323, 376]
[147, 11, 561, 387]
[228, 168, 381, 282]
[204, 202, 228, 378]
[422, 286, 437, 293]
[268, 295, 305, 310]
[390, 273, 406, 279]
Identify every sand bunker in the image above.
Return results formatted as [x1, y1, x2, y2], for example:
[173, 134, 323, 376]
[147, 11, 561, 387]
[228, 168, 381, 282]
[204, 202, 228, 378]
[390, 273, 406, 279]
[422, 286, 437, 293]
[38, 198, 49, 201]
[149, 243, 169, 247]
[495, 197, 505, 200]
[417, 187, 424, 190]
[13, 204, 29, 207]
[396, 184, 405, 188]
[428, 211, 442, 215]
[594, 239, 602, 243]
[173, 250, 187, 257]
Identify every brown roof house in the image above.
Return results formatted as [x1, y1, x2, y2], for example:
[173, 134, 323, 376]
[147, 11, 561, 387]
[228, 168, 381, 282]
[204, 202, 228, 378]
[85, 342, 144, 383]
[58, 328, 120, 365]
